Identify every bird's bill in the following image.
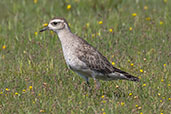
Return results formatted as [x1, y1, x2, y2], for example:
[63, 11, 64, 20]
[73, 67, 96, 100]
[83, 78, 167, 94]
[40, 26, 49, 32]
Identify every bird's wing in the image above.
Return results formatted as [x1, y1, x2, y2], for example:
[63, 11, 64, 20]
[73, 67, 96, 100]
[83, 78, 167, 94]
[76, 39, 115, 74]
[75, 38, 139, 82]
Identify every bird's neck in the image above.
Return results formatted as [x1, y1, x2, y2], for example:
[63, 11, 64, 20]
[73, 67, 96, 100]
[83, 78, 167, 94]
[56, 29, 71, 41]
[55, 28, 76, 50]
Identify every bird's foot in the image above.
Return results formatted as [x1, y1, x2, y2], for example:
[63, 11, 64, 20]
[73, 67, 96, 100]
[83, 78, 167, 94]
[94, 80, 100, 90]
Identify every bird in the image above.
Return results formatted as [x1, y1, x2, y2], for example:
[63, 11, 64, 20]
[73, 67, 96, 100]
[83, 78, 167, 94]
[40, 17, 139, 88]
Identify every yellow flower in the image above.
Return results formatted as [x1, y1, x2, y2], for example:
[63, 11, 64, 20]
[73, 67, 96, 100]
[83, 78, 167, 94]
[160, 21, 163, 25]
[29, 86, 33, 90]
[109, 28, 113, 32]
[168, 84, 170, 87]
[160, 100, 162, 102]
[136, 105, 139, 107]
[163, 64, 166, 67]
[158, 93, 161, 96]
[15, 92, 19, 95]
[168, 98, 171, 101]
[129, 93, 133, 96]
[101, 108, 104, 111]
[97, 32, 100, 36]
[132, 13, 137, 17]
[101, 95, 105, 98]
[34, 32, 38, 36]
[161, 79, 164, 82]
[0, 91, 3, 94]
[145, 17, 151, 21]
[5, 88, 10, 91]
[102, 100, 106, 104]
[112, 62, 115, 65]
[43, 23, 48, 27]
[129, 27, 133, 31]
[161, 113, 163, 114]
[2, 45, 6, 49]
[22, 89, 26, 92]
[140, 112, 143, 114]
[140, 69, 143, 73]
[138, 76, 141, 79]
[68, 23, 71, 26]
[34, 0, 38, 4]
[98, 21, 103, 24]
[92, 34, 95, 38]
[144, 6, 148, 10]
[115, 85, 119, 88]
[130, 63, 134, 66]
[50, 31, 54, 35]
[67, 4, 71, 10]
[103, 112, 106, 114]
[86, 23, 90, 28]
[121, 102, 125, 106]
[143, 84, 146, 87]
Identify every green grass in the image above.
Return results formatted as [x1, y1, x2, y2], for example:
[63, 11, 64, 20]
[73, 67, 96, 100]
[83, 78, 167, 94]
[0, 0, 171, 113]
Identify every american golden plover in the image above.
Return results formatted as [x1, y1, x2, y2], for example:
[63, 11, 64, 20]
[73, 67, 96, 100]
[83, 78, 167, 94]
[40, 17, 139, 87]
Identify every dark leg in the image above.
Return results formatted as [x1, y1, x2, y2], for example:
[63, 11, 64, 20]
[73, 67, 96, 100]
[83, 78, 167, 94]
[86, 80, 90, 86]
[92, 77, 100, 89]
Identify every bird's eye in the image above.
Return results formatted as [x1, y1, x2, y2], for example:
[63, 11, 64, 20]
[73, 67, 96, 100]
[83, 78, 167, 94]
[52, 22, 58, 26]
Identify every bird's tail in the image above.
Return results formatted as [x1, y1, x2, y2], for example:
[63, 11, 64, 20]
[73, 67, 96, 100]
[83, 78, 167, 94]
[123, 73, 140, 82]
[111, 68, 140, 82]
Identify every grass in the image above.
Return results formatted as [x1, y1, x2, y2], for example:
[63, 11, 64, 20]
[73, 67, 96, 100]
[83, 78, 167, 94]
[0, 0, 171, 113]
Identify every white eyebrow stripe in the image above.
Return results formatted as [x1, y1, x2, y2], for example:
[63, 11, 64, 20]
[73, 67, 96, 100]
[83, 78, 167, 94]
[50, 19, 64, 23]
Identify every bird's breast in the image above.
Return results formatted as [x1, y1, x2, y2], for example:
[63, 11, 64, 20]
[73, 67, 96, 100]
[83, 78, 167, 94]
[61, 44, 80, 69]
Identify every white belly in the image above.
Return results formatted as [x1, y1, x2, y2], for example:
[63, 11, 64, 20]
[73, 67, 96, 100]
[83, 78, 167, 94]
[61, 45, 85, 70]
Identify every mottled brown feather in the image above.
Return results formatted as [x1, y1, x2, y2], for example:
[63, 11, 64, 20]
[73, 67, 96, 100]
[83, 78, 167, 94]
[76, 38, 139, 81]
[76, 38, 118, 74]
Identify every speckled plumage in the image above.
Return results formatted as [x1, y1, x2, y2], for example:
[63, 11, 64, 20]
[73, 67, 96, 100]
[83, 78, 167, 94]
[40, 17, 140, 85]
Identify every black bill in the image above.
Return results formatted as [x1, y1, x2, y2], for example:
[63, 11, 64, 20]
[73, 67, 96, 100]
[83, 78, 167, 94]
[40, 26, 49, 32]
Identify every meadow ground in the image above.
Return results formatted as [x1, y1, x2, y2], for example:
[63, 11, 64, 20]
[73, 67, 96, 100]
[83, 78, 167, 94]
[0, 0, 171, 113]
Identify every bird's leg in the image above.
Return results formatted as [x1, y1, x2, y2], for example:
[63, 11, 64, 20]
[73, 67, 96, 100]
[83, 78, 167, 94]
[84, 77, 90, 86]
[82, 77, 91, 91]
[93, 77, 100, 90]
[85, 80, 93, 92]
[86, 80, 90, 86]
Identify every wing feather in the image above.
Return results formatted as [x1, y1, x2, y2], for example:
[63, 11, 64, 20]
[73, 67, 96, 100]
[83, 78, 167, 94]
[76, 39, 115, 74]
[75, 37, 139, 82]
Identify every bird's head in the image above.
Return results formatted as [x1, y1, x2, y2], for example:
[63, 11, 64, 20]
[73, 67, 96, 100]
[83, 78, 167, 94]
[40, 17, 70, 33]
